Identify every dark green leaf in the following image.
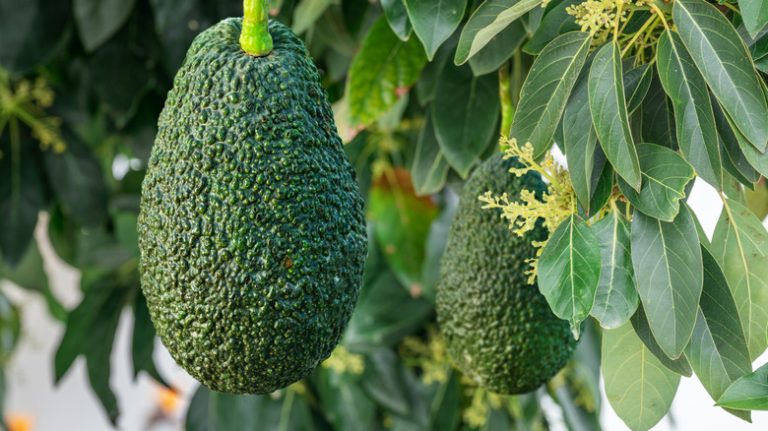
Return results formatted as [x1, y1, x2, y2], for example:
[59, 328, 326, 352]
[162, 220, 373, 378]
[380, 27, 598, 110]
[317, 370, 375, 431]
[510, 31, 591, 158]
[719, 104, 768, 178]
[523, 0, 580, 55]
[468, 21, 526, 76]
[714, 97, 761, 184]
[631, 305, 693, 377]
[618, 143, 695, 222]
[589, 161, 613, 213]
[432, 63, 499, 177]
[589, 41, 641, 190]
[686, 246, 752, 421]
[185, 385, 210, 431]
[717, 361, 768, 410]
[212, 389, 315, 431]
[674, 0, 768, 151]
[630, 205, 703, 359]
[381, 0, 412, 40]
[0, 0, 72, 73]
[132, 292, 166, 385]
[623, 63, 652, 114]
[711, 198, 768, 360]
[602, 322, 680, 431]
[292, 0, 334, 34]
[360, 348, 411, 416]
[74, 0, 137, 51]
[411, 114, 450, 195]
[739, 0, 768, 38]
[404, 0, 467, 60]
[591, 206, 637, 329]
[656, 30, 723, 189]
[454, 0, 542, 64]
[640, 74, 678, 150]
[430, 371, 462, 430]
[346, 17, 427, 126]
[538, 214, 601, 337]
[415, 35, 456, 105]
[420, 199, 456, 303]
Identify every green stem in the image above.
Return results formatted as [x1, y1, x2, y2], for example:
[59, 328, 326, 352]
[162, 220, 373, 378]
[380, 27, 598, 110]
[240, 0, 273, 57]
[498, 62, 514, 140]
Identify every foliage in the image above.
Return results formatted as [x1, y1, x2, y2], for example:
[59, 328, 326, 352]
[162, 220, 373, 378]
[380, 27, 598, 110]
[1, 0, 768, 430]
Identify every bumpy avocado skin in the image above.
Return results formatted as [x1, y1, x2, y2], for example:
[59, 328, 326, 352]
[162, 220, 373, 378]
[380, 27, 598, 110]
[436, 153, 576, 394]
[138, 19, 367, 394]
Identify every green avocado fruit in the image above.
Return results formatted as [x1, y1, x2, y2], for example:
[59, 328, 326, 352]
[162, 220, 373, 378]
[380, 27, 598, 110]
[436, 153, 577, 394]
[138, 18, 367, 394]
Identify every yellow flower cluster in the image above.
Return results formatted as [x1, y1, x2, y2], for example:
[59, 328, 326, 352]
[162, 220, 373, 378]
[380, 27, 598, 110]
[567, 0, 649, 41]
[321, 345, 365, 375]
[400, 327, 449, 385]
[479, 138, 576, 283]
[0, 69, 66, 153]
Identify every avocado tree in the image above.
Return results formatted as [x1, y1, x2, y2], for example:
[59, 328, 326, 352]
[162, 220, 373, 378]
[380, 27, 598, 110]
[1, 0, 768, 430]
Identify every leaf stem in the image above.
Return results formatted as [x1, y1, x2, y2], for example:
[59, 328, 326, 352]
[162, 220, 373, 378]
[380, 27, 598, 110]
[620, 15, 659, 58]
[649, 2, 671, 31]
[498, 62, 514, 139]
[240, 0, 273, 56]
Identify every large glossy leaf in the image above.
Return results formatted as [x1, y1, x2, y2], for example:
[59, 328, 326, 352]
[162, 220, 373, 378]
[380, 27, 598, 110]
[589, 41, 642, 190]
[630, 205, 703, 359]
[740, 0, 768, 38]
[411, 114, 450, 196]
[468, 21, 526, 76]
[674, 0, 768, 151]
[631, 305, 693, 377]
[591, 206, 637, 329]
[618, 143, 695, 222]
[454, 0, 543, 64]
[711, 198, 768, 360]
[686, 246, 752, 421]
[346, 17, 427, 126]
[656, 30, 723, 189]
[510, 31, 591, 158]
[432, 63, 499, 177]
[717, 361, 768, 410]
[538, 214, 601, 337]
[381, 0, 412, 40]
[74, 0, 137, 51]
[404, 0, 467, 60]
[602, 322, 680, 431]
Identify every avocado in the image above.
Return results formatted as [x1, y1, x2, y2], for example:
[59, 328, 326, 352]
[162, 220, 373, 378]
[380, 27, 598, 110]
[138, 18, 367, 394]
[436, 153, 576, 394]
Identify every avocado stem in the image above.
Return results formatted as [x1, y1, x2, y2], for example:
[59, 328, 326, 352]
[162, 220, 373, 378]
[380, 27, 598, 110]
[240, 0, 273, 57]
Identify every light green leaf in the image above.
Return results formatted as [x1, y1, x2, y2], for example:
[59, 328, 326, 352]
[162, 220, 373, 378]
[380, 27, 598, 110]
[292, 0, 335, 34]
[739, 0, 768, 39]
[538, 214, 602, 338]
[712, 198, 768, 360]
[404, 0, 467, 60]
[619, 143, 696, 222]
[510, 31, 591, 158]
[656, 30, 723, 189]
[631, 305, 693, 377]
[674, 0, 768, 151]
[381, 0, 412, 40]
[454, 0, 543, 64]
[411, 113, 450, 195]
[591, 206, 638, 329]
[602, 322, 680, 431]
[346, 17, 427, 126]
[717, 361, 768, 410]
[631, 205, 703, 359]
[432, 63, 499, 177]
[686, 246, 752, 421]
[468, 21, 526, 76]
[589, 41, 642, 191]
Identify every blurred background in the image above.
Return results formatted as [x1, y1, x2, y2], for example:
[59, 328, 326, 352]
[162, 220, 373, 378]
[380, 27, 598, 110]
[1, 0, 768, 430]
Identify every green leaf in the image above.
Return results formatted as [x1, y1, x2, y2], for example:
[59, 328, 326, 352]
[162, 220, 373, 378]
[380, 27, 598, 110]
[74, 0, 137, 51]
[0, 291, 20, 365]
[686, 246, 752, 421]
[712, 198, 768, 360]
[468, 21, 526, 76]
[618, 143, 695, 222]
[209, 388, 316, 431]
[368, 170, 439, 289]
[185, 385, 210, 431]
[510, 31, 591, 158]
[523, 0, 580, 55]
[602, 322, 680, 431]
[623, 63, 653, 114]
[591, 206, 638, 329]
[639, 74, 678, 150]
[404, 0, 467, 60]
[454, 0, 543, 64]
[656, 30, 723, 189]
[1, 241, 65, 321]
[739, 0, 768, 39]
[411, 113, 450, 196]
[717, 361, 768, 410]
[381, 0, 412, 40]
[132, 293, 166, 385]
[589, 41, 642, 190]
[538, 214, 602, 337]
[0, 0, 72, 73]
[292, 0, 335, 34]
[630, 204, 703, 359]
[360, 348, 411, 416]
[714, 97, 761, 184]
[674, 0, 768, 151]
[719, 104, 768, 179]
[432, 63, 499, 177]
[346, 17, 427, 126]
[415, 36, 456, 105]
[631, 305, 693, 377]
[317, 370, 376, 431]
